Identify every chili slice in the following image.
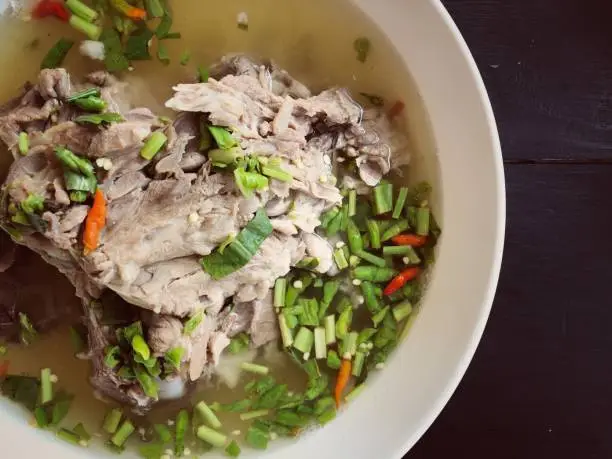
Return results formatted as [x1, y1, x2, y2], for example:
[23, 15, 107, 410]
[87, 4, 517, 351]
[383, 267, 421, 296]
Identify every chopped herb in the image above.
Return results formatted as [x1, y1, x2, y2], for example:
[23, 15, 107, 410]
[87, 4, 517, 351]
[73, 96, 107, 112]
[174, 409, 189, 456]
[155, 13, 173, 38]
[75, 113, 124, 125]
[180, 50, 191, 66]
[245, 427, 268, 449]
[353, 37, 371, 63]
[144, 0, 164, 17]
[103, 408, 123, 434]
[241, 362, 270, 376]
[139, 443, 165, 459]
[66, 0, 99, 21]
[327, 349, 341, 370]
[104, 345, 120, 369]
[125, 27, 154, 61]
[40, 368, 53, 405]
[252, 384, 288, 410]
[183, 310, 204, 336]
[34, 406, 48, 428]
[51, 393, 74, 425]
[153, 423, 172, 443]
[197, 66, 209, 82]
[111, 419, 135, 447]
[208, 126, 238, 150]
[100, 28, 130, 72]
[195, 401, 221, 429]
[69, 15, 102, 40]
[217, 399, 252, 412]
[131, 335, 151, 360]
[140, 131, 167, 160]
[228, 333, 250, 354]
[67, 88, 101, 102]
[41, 38, 74, 69]
[18, 132, 28, 155]
[164, 347, 185, 370]
[293, 327, 314, 355]
[134, 365, 158, 399]
[57, 428, 83, 446]
[201, 208, 273, 279]
[157, 43, 170, 65]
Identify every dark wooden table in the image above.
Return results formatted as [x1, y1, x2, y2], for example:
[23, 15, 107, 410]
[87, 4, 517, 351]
[407, 1, 612, 458]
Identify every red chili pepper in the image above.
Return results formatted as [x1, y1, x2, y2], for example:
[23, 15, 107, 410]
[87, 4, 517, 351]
[0, 360, 10, 378]
[388, 100, 405, 119]
[391, 234, 428, 247]
[32, 0, 70, 21]
[383, 267, 421, 296]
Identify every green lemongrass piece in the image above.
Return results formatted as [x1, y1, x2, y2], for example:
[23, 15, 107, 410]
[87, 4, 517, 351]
[346, 331, 359, 356]
[283, 311, 298, 329]
[314, 327, 327, 360]
[40, 368, 53, 404]
[319, 280, 340, 319]
[360, 281, 382, 313]
[184, 310, 204, 335]
[353, 266, 397, 282]
[320, 207, 340, 228]
[66, 0, 98, 21]
[366, 220, 381, 249]
[372, 306, 390, 327]
[333, 247, 349, 270]
[57, 428, 83, 445]
[346, 219, 363, 254]
[274, 278, 287, 307]
[140, 131, 167, 160]
[393, 301, 413, 322]
[103, 408, 123, 434]
[18, 132, 28, 155]
[355, 250, 386, 268]
[197, 425, 227, 448]
[225, 440, 241, 457]
[336, 307, 353, 340]
[240, 409, 269, 421]
[352, 351, 366, 377]
[195, 401, 221, 429]
[381, 220, 410, 242]
[261, 165, 292, 182]
[131, 335, 151, 360]
[324, 315, 336, 344]
[383, 245, 412, 256]
[175, 409, 189, 456]
[111, 420, 135, 447]
[73, 422, 91, 442]
[393, 187, 409, 219]
[278, 314, 293, 347]
[327, 349, 341, 370]
[348, 190, 357, 217]
[293, 327, 314, 354]
[153, 424, 172, 443]
[69, 15, 102, 40]
[208, 147, 243, 165]
[345, 383, 366, 402]
[373, 182, 393, 215]
[416, 205, 430, 236]
[241, 362, 270, 375]
[67, 88, 100, 102]
[144, 0, 164, 17]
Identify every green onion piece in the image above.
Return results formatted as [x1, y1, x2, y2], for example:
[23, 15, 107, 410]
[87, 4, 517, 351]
[228, 333, 250, 354]
[261, 165, 292, 182]
[297, 298, 319, 326]
[353, 266, 397, 282]
[196, 425, 227, 448]
[18, 132, 28, 155]
[103, 408, 123, 434]
[55, 146, 95, 178]
[383, 245, 412, 256]
[240, 409, 269, 421]
[293, 327, 314, 354]
[372, 306, 390, 328]
[340, 204, 350, 232]
[241, 362, 270, 375]
[324, 315, 336, 345]
[416, 205, 430, 236]
[144, 0, 164, 17]
[67, 88, 100, 102]
[208, 126, 238, 150]
[393, 187, 409, 219]
[283, 311, 298, 329]
[180, 49, 191, 65]
[347, 219, 364, 254]
[318, 280, 340, 319]
[373, 182, 393, 215]
[234, 168, 269, 197]
[208, 147, 244, 165]
[184, 310, 204, 336]
[34, 406, 48, 428]
[245, 427, 269, 449]
[327, 350, 341, 370]
[69, 15, 102, 40]
[51, 394, 73, 425]
[66, 0, 98, 21]
[131, 335, 151, 360]
[406, 206, 417, 227]
[134, 365, 159, 399]
[274, 278, 287, 308]
[393, 301, 413, 322]
[75, 112, 124, 125]
[174, 409, 189, 456]
[125, 27, 154, 60]
[201, 208, 273, 279]
[41, 38, 74, 69]
[348, 190, 357, 217]
[345, 383, 366, 402]
[320, 207, 340, 228]
[121, 321, 143, 342]
[63, 171, 97, 193]
[225, 440, 241, 457]
[157, 43, 170, 65]
[197, 65, 209, 82]
[360, 281, 382, 314]
[40, 368, 53, 405]
[353, 37, 371, 63]
[365, 220, 380, 250]
[355, 250, 386, 268]
[336, 307, 353, 341]
[73, 422, 91, 442]
[69, 191, 87, 202]
[313, 327, 327, 359]
[346, 331, 359, 356]
[352, 351, 366, 377]
[404, 246, 421, 265]
[153, 424, 172, 443]
[140, 131, 167, 160]
[278, 314, 294, 348]
[333, 247, 349, 270]
[57, 428, 83, 446]
[110, 419, 134, 447]
[381, 220, 410, 242]
[139, 443, 165, 459]
[195, 401, 222, 429]
[164, 347, 185, 370]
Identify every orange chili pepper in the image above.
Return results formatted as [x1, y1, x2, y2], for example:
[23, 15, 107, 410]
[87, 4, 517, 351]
[391, 234, 427, 247]
[83, 189, 107, 255]
[334, 359, 352, 408]
[383, 267, 421, 296]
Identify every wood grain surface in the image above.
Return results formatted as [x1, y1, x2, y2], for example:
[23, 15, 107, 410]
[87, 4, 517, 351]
[406, 1, 612, 458]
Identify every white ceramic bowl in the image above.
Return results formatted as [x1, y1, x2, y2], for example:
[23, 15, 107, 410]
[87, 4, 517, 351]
[1, 0, 504, 457]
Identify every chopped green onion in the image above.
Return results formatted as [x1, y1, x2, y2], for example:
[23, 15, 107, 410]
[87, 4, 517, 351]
[55, 147, 95, 178]
[154, 424, 172, 442]
[314, 327, 327, 360]
[67, 88, 100, 102]
[195, 401, 222, 429]
[197, 425, 227, 448]
[75, 112, 124, 125]
[228, 333, 250, 354]
[103, 408, 123, 434]
[246, 426, 268, 449]
[347, 219, 364, 254]
[208, 126, 238, 150]
[352, 266, 397, 282]
[404, 246, 421, 265]
[134, 365, 159, 399]
[34, 406, 48, 428]
[373, 182, 393, 215]
[318, 280, 339, 319]
[345, 383, 366, 402]
[355, 250, 386, 268]
[73, 422, 91, 442]
[18, 132, 28, 155]
[41, 38, 74, 69]
[241, 362, 270, 375]
[103, 345, 120, 369]
[157, 43, 170, 65]
[278, 314, 294, 348]
[274, 278, 287, 308]
[125, 27, 154, 60]
[381, 220, 410, 242]
[406, 206, 417, 227]
[348, 190, 357, 217]
[297, 298, 319, 326]
[366, 220, 381, 249]
[51, 394, 73, 425]
[180, 50, 191, 66]
[406, 182, 432, 206]
[382, 246, 410, 256]
[346, 331, 359, 356]
[293, 327, 314, 354]
[324, 315, 336, 345]
[66, 0, 98, 21]
[165, 346, 185, 370]
[57, 428, 83, 446]
[140, 131, 167, 160]
[336, 307, 353, 340]
[197, 65, 209, 82]
[393, 187, 409, 219]
[110, 419, 134, 447]
[225, 440, 241, 457]
[353, 351, 366, 377]
[131, 335, 151, 360]
[234, 168, 269, 197]
[144, 0, 164, 17]
[360, 281, 382, 314]
[320, 208, 340, 228]
[174, 409, 189, 456]
[240, 409, 269, 421]
[69, 15, 102, 40]
[183, 310, 204, 336]
[261, 165, 292, 182]
[393, 301, 413, 322]
[416, 205, 430, 236]
[372, 306, 390, 327]
[63, 170, 97, 193]
[326, 209, 344, 236]
[40, 368, 53, 405]
[333, 247, 349, 270]
[208, 147, 244, 165]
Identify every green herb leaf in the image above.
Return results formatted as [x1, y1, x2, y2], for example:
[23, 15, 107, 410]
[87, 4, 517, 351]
[253, 384, 288, 410]
[131, 335, 151, 360]
[225, 440, 241, 457]
[64, 171, 97, 193]
[125, 27, 154, 60]
[197, 66, 209, 83]
[359, 92, 384, 107]
[183, 310, 204, 336]
[153, 423, 172, 443]
[201, 208, 273, 279]
[51, 393, 74, 425]
[156, 14, 173, 38]
[104, 345, 121, 369]
[67, 88, 101, 102]
[245, 427, 268, 450]
[41, 38, 74, 69]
